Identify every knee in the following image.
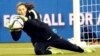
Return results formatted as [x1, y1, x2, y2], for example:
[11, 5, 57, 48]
[34, 48, 52, 55]
[34, 49, 44, 55]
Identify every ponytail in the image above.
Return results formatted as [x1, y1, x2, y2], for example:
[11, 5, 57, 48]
[25, 3, 34, 10]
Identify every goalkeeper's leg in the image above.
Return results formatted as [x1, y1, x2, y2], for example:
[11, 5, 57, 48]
[33, 40, 83, 55]
[48, 33, 95, 53]
[32, 39, 94, 55]
[33, 42, 52, 55]
[48, 36, 84, 53]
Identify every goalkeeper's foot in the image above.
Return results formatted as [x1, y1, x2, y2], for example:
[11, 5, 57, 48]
[84, 48, 96, 53]
[48, 47, 64, 54]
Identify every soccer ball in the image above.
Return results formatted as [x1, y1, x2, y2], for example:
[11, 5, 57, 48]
[10, 15, 24, 30]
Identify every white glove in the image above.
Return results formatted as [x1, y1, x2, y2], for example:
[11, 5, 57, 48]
[19, 15, 28, 22]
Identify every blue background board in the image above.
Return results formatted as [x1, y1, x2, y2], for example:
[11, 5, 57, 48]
[0, 0, 73, 42]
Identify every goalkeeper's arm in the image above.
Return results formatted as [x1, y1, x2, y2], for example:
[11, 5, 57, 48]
[10, 30, 22, 41]
[7, 21, 22, 41]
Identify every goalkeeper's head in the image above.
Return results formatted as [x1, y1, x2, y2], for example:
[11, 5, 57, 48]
[17, 2, 34, 16]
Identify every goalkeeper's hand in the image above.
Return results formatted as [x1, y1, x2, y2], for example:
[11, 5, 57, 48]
[19, 15, 28, 22]
[6, 20, 12, 31]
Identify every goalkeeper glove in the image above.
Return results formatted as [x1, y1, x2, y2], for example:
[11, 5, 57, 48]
[19, 15, 28, 22]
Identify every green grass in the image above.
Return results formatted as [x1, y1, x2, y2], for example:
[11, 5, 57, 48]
[0, 43, 100, 56]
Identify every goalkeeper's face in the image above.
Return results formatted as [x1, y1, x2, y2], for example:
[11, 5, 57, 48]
[17, 5, 27, 16]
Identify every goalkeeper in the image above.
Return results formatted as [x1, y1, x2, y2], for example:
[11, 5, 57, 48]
[9, 2, 94, 55]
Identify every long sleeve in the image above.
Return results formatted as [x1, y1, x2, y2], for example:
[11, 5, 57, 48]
[28, 9, 40, 20]
[10, 30, 22, 41]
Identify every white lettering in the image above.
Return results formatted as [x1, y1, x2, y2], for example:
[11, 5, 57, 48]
[43, 14, 51, 26]
[80, 13, 85, 25]
[3, 15, 10, 28]
[69, 13, 74, 25]
[85, 13, 93, 25]
[4, 13, 65, 27]
[96, 14, 100, 25]
[51, 14, 58, 26]
[58, 13, 65, 26]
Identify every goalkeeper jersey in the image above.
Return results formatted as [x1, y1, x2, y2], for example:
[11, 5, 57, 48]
[10, 9, 53, 42]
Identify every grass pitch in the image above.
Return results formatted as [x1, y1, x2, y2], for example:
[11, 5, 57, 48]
[0, 43, 100, 56]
